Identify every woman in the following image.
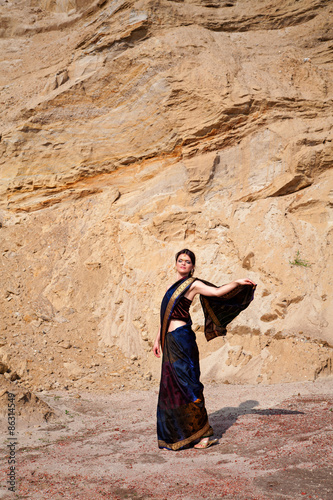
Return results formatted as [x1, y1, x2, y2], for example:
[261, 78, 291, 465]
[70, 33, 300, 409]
[153, 249, 256, 451]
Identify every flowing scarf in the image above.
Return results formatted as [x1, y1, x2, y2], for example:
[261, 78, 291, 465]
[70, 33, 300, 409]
[160, 277, 256, 349]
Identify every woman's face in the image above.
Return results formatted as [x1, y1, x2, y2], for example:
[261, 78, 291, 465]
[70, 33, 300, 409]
[176, 253, 194, 276]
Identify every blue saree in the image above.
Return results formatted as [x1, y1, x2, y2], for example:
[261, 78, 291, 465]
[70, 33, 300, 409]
[157, 277, 255, 450]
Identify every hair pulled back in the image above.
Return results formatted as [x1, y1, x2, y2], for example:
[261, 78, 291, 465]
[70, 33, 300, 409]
[175, 248, 196, 277]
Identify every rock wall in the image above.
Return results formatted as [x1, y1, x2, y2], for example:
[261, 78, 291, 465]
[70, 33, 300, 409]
[0, 0, 332, 391]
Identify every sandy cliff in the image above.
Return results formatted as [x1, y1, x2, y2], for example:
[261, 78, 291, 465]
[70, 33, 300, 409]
[0, 0, 332, 392]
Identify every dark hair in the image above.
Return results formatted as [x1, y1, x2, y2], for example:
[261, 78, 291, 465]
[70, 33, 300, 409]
[175, 248, 196, 276]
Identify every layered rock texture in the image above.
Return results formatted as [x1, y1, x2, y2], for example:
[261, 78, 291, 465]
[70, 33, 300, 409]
[0, 0, 333, 391]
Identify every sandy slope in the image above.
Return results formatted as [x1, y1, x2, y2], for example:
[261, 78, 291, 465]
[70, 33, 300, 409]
[1, 0, 333, 393]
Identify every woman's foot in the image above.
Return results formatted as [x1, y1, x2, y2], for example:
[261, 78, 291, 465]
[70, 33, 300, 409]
[194, 437, 218, 449]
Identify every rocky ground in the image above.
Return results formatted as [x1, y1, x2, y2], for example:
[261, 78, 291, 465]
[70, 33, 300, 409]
[0, 378, 333, 499]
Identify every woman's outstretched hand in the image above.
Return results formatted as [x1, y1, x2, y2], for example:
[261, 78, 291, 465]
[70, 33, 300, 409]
[235, 278, 256, 286]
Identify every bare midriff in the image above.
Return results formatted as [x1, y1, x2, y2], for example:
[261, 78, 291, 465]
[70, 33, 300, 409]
[168, 319, 187, 332]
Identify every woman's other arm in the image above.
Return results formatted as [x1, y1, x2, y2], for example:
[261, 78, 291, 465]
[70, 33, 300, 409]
[153, 328, 161, 358]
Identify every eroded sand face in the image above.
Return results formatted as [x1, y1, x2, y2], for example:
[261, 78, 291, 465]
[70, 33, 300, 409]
[0, 0, 333, 392]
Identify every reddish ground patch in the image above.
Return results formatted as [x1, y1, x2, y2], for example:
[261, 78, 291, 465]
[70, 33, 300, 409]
[0, 380, 333, 499]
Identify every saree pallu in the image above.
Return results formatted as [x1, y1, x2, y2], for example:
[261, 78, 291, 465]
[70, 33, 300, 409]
[159, 277, 256, 350]
[157, 322, 213, 450]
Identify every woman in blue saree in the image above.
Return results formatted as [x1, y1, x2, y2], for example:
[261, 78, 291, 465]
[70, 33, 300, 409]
[153, 249, 256, 450]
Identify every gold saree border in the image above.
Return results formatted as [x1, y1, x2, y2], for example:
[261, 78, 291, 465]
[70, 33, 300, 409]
[201, 296, 221, 327]
[158, 422, 213, 451]
[161, 277, 195, 350]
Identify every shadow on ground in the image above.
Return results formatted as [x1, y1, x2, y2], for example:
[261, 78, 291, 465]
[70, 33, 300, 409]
[209, 399, 304, 438]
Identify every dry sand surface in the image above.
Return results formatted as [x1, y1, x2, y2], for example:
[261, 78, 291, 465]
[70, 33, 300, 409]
[1, 379, 333, 500]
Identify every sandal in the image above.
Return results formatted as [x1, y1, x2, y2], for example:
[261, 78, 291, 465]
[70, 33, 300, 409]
[194, 437, 218, 449]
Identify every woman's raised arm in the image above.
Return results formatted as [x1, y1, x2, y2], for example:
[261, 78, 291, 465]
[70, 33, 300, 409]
[187, 278, 255, 300]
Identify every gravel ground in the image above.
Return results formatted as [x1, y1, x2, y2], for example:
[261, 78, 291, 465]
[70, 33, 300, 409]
[1, 378, 333, 499]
